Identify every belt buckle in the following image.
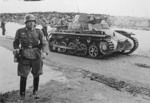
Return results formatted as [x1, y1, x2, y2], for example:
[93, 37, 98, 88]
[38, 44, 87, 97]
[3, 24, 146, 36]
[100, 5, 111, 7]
[28, 45, 32, 49]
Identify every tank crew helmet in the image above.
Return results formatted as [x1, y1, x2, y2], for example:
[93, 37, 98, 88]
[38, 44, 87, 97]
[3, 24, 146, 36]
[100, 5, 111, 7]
[24, 14, 36, 24]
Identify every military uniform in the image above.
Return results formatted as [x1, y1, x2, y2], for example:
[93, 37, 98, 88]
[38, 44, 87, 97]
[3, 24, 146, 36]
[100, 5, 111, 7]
[1, 20, 6, 36]
[41, 18, 48, 40]
[42, 26, 48, 37]
[13, 27, 48, 77]
[13, 14, 48, 102]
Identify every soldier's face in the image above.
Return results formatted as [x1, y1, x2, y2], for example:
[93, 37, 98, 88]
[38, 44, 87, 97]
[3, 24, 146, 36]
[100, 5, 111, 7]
[26, 20, 36, 29]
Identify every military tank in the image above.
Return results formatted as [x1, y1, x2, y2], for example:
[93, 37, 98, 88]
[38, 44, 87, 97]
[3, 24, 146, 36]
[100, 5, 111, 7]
[48, 14, 139, 58]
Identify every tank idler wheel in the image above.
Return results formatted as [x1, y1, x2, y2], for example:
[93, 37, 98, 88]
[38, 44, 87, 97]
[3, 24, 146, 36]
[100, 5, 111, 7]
[120, 37, 139, 55]
[79, 43, 88, 56]
[49, 39, 58, 52]
[57, 41, 67, 53]
[68, 42, 76, 55]
[89, 44, 99, 58]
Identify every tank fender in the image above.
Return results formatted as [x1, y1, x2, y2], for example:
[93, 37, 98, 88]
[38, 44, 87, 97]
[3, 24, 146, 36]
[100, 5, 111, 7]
[104, 29, 127, 42]
[114, 30, 136, 37]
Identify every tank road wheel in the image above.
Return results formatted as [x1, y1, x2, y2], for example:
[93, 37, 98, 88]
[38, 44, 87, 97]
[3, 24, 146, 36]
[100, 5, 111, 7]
[121, 37, 139, 55]
[68, 42, 76, 55]
[80, 43, 88, 56]
[57, 41, 67, 53]
[88, 44, 99, 58]
[49, 39, 58, 52]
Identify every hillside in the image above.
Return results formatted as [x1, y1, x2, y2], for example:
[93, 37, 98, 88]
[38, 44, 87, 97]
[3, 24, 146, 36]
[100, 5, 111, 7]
[0, 11, 150, 30]
[109, 16, 150, 30]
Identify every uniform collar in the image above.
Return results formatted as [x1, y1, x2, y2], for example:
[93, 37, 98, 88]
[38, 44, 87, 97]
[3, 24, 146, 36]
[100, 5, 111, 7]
[25, 27, 35, 31]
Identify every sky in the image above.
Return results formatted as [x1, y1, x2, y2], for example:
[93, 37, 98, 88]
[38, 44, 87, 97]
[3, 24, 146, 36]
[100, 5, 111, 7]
[0, 0, 150, 18]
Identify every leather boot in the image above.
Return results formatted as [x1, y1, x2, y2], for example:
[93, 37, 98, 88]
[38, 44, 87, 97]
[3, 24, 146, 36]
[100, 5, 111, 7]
[18, 76, 27, 103]
[33, 76, 40, 99]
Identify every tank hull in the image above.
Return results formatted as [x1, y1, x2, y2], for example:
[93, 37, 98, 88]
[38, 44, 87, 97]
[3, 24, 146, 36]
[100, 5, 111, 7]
[48, 30, 139, 58]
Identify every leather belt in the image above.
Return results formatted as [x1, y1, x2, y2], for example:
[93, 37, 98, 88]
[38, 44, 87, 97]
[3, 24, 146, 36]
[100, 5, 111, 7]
[22, 45, 39, 49]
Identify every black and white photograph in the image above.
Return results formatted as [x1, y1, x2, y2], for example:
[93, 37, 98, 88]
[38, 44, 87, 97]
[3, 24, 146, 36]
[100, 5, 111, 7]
[0, 0, 150, 103]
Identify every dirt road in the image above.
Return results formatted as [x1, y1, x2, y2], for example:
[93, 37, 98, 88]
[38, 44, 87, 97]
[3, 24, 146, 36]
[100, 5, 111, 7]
[0, 36, 150, 103]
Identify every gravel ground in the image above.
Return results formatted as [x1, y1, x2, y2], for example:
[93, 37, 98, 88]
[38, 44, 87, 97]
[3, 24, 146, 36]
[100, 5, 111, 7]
[0, 36, 150, 103]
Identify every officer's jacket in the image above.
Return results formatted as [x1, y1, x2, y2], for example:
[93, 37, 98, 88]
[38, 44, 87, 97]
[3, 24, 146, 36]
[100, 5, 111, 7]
[13, 27, 48, 59]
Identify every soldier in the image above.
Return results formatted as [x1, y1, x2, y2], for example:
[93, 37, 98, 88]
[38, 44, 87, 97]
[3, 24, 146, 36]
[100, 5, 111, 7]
[41, 18, 48, 40]
[13, 14, 48, 103]
[0, 19, 6, 36]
